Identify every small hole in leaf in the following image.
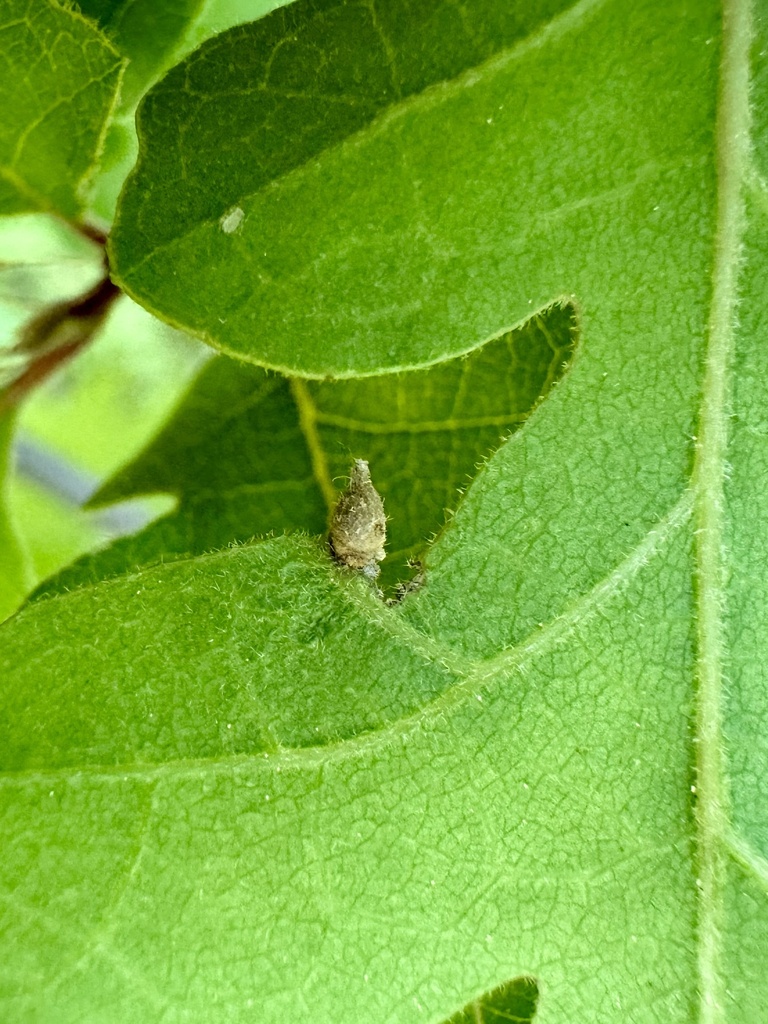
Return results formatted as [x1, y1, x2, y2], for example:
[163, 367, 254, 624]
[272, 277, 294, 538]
[442, 974, 539, 1023]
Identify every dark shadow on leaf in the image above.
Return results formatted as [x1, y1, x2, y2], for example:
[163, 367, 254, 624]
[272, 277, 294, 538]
[29, 301, 578, 600]
[443, 975, 539, 1024]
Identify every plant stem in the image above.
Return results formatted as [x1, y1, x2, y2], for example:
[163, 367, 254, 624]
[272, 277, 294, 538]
[0, 274, 120, 411]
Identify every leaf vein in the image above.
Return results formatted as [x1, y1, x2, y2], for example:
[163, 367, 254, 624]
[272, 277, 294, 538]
[0, 490, 694, 783]
[691, 0, 752, 1019]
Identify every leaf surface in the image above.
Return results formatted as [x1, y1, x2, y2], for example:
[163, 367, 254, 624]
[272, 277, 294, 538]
[76, 0, 204, 109]
[76, 0, 204, 221]
[36, 303, 574, 594]
[719, 3, 768, 1009]
[109, 0, 577, 372]
[0, 0, 123, 220]
[184, 0, 293, 52]
[79, 0, 296, 221]
[0, 497, 699, 1024]
[1, 0, 768, 1022]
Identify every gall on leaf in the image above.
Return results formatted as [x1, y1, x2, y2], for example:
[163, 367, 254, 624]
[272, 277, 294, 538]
[329, 459, 386, 577]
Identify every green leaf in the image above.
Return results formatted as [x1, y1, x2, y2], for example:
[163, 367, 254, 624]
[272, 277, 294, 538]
[0, 487, 705, 1022]
[79, 0, 296, 222]
[719, 28, 768, 1023]
[2, 1, 768, 1022]
[0, 410, 32, 620]
[443, 976, 539, 1024]
[108, 0, 578, 373]
[76, 0, 205, 109]
[0, 0, 123, 220]
[184, 0, 295, 52]
[74, 0, 205, 226]
[35, 302, 574, 595]
[1, 538, 463, 767]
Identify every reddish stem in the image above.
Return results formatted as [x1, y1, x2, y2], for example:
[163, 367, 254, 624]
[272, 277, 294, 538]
[1, 275, 120, 411]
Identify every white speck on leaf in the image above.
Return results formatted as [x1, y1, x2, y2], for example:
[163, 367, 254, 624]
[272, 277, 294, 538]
[220, 206, 244, 234]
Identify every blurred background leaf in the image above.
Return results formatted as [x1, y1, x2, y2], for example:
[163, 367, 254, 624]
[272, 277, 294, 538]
[0, 0, 122, 219]
[0, 408, 32, 618]
[0, 215, 204, 614]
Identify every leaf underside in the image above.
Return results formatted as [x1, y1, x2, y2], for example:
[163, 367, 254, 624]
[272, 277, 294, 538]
[1, 0, 768, 1022]
[444, 975, 539, 1024]
[34, 301, 575, 596]
[0, 0, 122, 219]
[109, 0, 579, 374]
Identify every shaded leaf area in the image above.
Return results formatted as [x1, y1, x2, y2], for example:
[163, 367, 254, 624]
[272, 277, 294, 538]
[29, 361, 323, 596]
[443, 975, 538, 1024]
[0, 410, 32, 620]
[77, 0, 205, 108]
[311, 303, 575, 582]
[75, 0, 203, 222]
[80, 0, 296, 222]
[34, 303, 574, 596]
[78, 0, 296, 110]
[109, 0, 576, 371]
[183, 0, 296, 55]
[0, 0, 123, 219]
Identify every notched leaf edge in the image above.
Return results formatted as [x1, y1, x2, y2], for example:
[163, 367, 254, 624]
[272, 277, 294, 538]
[442, 974, 539, 1024]
[25, 298, 579, 604]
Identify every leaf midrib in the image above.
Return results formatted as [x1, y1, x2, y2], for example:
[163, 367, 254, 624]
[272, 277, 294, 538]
[692, 0, 752, 1019]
